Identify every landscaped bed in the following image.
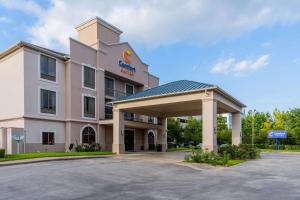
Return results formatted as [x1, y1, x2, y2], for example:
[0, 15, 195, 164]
[184, 145, 260, 167]
[0, 151, 113, 162]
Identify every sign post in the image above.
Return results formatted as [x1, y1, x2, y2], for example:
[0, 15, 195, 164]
[267, 130, 287, 150]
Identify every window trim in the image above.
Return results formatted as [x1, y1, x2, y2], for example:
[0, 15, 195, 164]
[80, 124, 97, 144]
[82, 94, 97, 120]
[38, 53, 58, 84]
[40, 130, 56, 145]
[105, 76, 116, 97]
[125, 83, 134, 96]
[82, 64, 96, 91]
[38, 87, 58, 116]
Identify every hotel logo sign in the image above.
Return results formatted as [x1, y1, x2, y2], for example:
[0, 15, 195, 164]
[118, 49, 136, 76]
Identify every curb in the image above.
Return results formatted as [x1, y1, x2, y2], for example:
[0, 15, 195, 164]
[0, 155, 114, 167]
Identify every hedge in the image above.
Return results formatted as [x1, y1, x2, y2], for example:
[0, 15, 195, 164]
[243, 144, 300, 150]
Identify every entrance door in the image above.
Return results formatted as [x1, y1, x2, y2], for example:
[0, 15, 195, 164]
[125, 130, 134, 151]
[148, 132, 155, 150]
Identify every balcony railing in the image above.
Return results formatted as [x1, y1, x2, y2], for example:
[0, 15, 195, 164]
[105, 88, 126, 98]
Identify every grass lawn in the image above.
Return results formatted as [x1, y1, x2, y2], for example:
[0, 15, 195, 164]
[0, 151, 114, 162]
[227, 159, 245, 166]
[260, 149, 300, 152]
[167, 147, 193, 152]
[185, 159, 245, 167]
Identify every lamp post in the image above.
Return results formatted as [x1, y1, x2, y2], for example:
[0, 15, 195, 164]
[250, 109, 256, 147]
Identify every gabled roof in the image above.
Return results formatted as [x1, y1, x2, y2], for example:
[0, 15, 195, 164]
[114, 80, 246, 107]
[0, 41, 69, 60]
[116, 80, 215, 101]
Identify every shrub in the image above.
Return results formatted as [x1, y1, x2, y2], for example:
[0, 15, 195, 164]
[0, 149, 5, 158]
[75, 143, 101, 152]
[185, 149, 228, 166]
[219, 145, 260, 160]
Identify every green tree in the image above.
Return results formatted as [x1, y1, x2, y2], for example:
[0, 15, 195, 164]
[167, 118, 183, 144]
[183, 117, 202, 144]
[217, 116, 231, 144]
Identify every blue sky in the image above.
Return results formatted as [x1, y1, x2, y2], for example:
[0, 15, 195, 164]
[0, 0, 300, 113]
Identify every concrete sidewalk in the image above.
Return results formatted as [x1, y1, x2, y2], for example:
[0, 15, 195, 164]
[0, 155, 114, 167]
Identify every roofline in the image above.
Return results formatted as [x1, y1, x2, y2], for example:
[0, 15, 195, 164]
[214, 87, 246, 107]
[75, 16, 123, 35]
[0, 41, 69, 61]
[112, 86, 246, 108]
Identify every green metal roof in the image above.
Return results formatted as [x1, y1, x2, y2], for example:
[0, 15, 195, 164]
[116, 80, 215, 102]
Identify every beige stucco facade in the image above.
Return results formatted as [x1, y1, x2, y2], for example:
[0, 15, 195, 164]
[0, 17, 160, 154]
[0, 16, 244, 154]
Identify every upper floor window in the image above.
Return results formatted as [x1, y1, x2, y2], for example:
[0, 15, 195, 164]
[40, 54, 56, 82]
[105, 77, 115, 96]
[83, 95, 96, 118]
[83, 66, 95, 89]
[40, 89, 56, 114]
[42, 132, 55, 145]
[125, 84, 134, 96]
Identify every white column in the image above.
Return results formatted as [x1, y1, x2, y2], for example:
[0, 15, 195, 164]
[156, 117, 167, 152]
[232, 112, 242, 145]
[98, 125, 106, 151]
[112, 109, 125, 154]
[202, 100, 217, 152]
[162, 118, 167, 152]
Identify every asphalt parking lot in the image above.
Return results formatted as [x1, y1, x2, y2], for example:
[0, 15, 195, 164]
[0, 152, 299, 200]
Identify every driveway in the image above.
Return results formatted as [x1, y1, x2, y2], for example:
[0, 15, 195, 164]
[0, 152, 299, 200]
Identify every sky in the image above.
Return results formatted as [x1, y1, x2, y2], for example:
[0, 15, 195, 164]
[0, 0, 300, 113]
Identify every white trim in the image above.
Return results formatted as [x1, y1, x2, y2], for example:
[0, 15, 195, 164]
[82, 64, 96, 91]
[38, 53, 58, 84]
[40, 130, 56, 145]
[38, 87, 58, 117]
[80, 124, 97, 144]
[147, 130, 157, 145]
[82, 94, 97, 120]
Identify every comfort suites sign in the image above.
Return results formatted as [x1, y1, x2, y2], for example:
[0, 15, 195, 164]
[118, 49, 136, 76]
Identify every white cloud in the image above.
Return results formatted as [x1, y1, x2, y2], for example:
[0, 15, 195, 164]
[0, 16, 12, 23]
[211, 54, 270, 76]
[261, 42, 272, 48]
[1, 0, 300, 50]
[0, 0, 43, 16]
[210, 58, 235, 74]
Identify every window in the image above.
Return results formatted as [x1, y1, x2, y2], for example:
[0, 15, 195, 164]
[125, 84, 134, 96]
[84, 96, 95, 118]
[105, 77, 115, 96]
[148, 116, 154, 124]
[81, 126, 96, 144]
[125, 84, 134, 120]
[83, 66, 95, 89]
[40, 54, 56, 82]
[40, 89, 56, 114]
[105, 99, 113, 119]
[42, 132, 55, 145]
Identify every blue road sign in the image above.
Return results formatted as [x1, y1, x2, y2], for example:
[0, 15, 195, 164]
[268, 130, 287, 139]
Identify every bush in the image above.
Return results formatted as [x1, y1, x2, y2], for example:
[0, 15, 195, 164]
[0, 149, 5, 158]
[184, 149, 229, 166]
[219, 145, 260, 160]
[75, 143, 101, 152]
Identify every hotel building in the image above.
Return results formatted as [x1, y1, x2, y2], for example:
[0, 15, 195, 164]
[0, 17, 245, 154]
